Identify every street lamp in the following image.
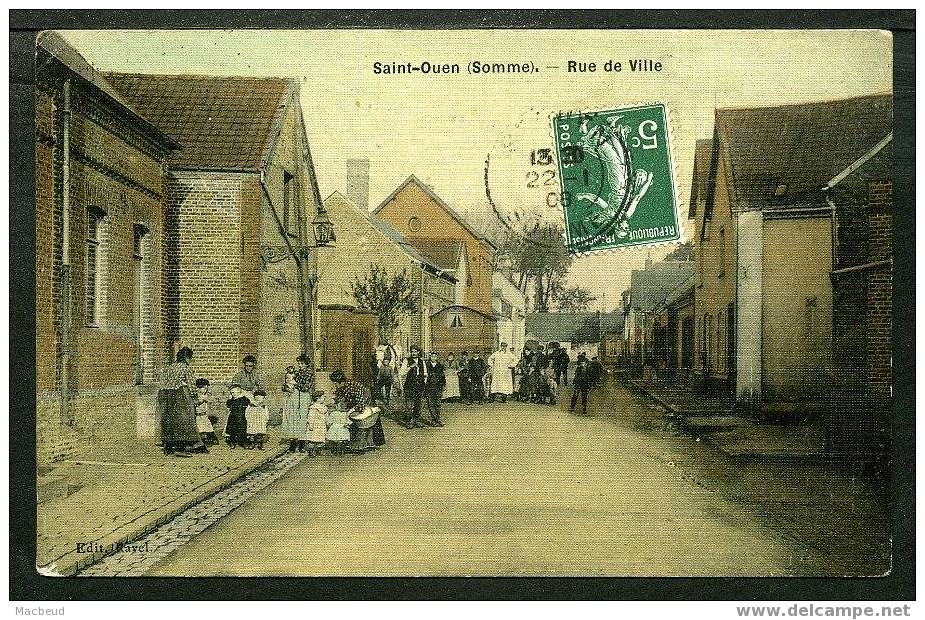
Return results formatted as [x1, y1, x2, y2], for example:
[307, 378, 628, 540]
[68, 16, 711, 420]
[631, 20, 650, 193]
[312, 207, 336, 247]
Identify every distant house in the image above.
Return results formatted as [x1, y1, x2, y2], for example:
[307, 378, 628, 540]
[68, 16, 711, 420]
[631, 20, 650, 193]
[526, 311, 624, 350]
[649, 276, 696, 378]
[692, 93, 892, 406]
[492, 272, 527, 354]
[35, 33, 179, 462]
[107, 71, 324, 391]
[375, 175, 497, 353]
[622, 258, 694, 373]
[320, 191, 456, 361]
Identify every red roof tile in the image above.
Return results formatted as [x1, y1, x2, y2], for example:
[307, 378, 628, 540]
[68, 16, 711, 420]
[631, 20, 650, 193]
[104, 73, 293, 170]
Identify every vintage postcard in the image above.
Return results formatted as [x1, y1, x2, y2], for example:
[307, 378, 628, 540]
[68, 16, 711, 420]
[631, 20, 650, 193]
[31, 26, 897, 580]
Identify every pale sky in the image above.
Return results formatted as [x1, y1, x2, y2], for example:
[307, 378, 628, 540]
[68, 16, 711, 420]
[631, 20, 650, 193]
[61, 29, 892, 311]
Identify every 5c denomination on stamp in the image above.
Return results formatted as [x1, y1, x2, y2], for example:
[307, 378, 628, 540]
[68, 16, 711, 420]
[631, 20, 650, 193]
[553, 103, 680, 254]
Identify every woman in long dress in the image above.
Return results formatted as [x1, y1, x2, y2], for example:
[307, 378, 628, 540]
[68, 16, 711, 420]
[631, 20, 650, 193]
[280, 354, 314, 452]
[157, 346, 207, 456]
[443, 353, 461, 401]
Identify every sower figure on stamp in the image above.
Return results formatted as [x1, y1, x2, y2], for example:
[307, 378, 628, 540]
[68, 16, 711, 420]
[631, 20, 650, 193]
[400, 345, 428, 428]
[425, 351, 446, 427]
[569, 357, 594, 416]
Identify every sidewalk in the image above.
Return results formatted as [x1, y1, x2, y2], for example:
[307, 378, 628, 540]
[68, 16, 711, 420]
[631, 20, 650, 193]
[629, 379, 827, 462]
[37, 432, 287, 576]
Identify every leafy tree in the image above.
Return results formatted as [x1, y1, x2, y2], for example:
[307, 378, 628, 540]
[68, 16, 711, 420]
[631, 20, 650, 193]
[350, 265, 418, 340]
[556, 286, 598, 313]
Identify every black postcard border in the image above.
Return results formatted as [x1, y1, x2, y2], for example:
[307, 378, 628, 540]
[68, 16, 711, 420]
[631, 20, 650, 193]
[9, 9, 915, 602]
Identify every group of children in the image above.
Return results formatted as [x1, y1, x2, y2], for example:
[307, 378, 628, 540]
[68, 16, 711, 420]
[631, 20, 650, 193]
[193, 379, 271, 450]
[190, 369, 376, 457]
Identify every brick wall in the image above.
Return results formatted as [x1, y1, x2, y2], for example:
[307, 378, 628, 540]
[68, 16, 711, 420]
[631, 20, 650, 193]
[258, 96, 311, 392]
[36, 75, 171, 462]
[165, 171, 244, 383]
[36, 92, 57, 391]
[867, 180, 893, 396]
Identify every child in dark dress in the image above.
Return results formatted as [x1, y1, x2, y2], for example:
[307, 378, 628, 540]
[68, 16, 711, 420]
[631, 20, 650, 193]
[225, 383, 250, 448]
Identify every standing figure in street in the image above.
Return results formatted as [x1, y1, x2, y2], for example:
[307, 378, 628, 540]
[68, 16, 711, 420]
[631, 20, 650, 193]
[457, 351, 472, 404]
[400, 346, 428, 428]
[245, 390, 270, 450]
[374, 339, 400, 405]
[556, 346, 571, 387]
[280, 354, 315, 452]
[305, 391, 329, 457]
[194, 378, 218, 446]
[157, 346, 208, 456]
[589, 355, 604, 388]
[425, 351, 446, 426]
[569, 357, 594, 416]
[225, 383, 251, 448]
[467, 352, 488, 405]
[325, 400, 352, 456]
[232, 354, 264, 402]
[443, 352, 461, 401]
[487, 342, 517, 403]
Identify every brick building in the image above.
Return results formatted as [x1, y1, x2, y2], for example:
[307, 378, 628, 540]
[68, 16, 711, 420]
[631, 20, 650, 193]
[106, 72, 326, 401]
[320, 191, 456, 357]
[828, 134, 893, 459]
[35, 33, 179, 463]
[374, 175, 498, 353]
[690, 94, 892, 408]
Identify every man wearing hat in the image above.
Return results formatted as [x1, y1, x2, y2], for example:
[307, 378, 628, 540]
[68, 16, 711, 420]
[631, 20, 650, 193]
[425, 351, 446, 427]
[400, 345, 428, 428]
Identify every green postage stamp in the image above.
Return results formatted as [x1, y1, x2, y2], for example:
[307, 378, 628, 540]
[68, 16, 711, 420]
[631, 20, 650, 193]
[553, 103, 680, 254]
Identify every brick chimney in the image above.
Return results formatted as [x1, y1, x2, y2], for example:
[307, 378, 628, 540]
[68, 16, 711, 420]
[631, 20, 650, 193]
[346, 158, 370, 211]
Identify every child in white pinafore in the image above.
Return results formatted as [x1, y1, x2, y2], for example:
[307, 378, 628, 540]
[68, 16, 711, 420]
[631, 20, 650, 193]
[245, 390, 270, 450]
[305, 391, 329, 457]
[325, 400, 352, 456]
[194, 378, 218, 446]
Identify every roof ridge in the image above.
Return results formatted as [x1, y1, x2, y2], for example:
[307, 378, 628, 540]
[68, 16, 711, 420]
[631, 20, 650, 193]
[715, 91, 892, 114]
[103, 70, 295, 84]
[374, 174, 493, 245]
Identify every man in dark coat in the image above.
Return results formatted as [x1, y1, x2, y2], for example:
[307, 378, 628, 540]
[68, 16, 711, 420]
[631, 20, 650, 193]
[589, 355, 604, 387]
[468, 352, 488, 405]
[425, 351, 446, 426]
[457, 351, 472, 404]
[555, 347, 571, 387]
[402, 345, 428, 428]
[569, 358, 594, 415]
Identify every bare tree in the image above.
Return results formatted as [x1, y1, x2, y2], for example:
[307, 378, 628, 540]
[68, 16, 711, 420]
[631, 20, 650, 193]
[502, 222, 572, 312]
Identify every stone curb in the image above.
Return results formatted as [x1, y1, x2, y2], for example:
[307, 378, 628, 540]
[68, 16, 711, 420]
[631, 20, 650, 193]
[40, 443, 289, 577]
